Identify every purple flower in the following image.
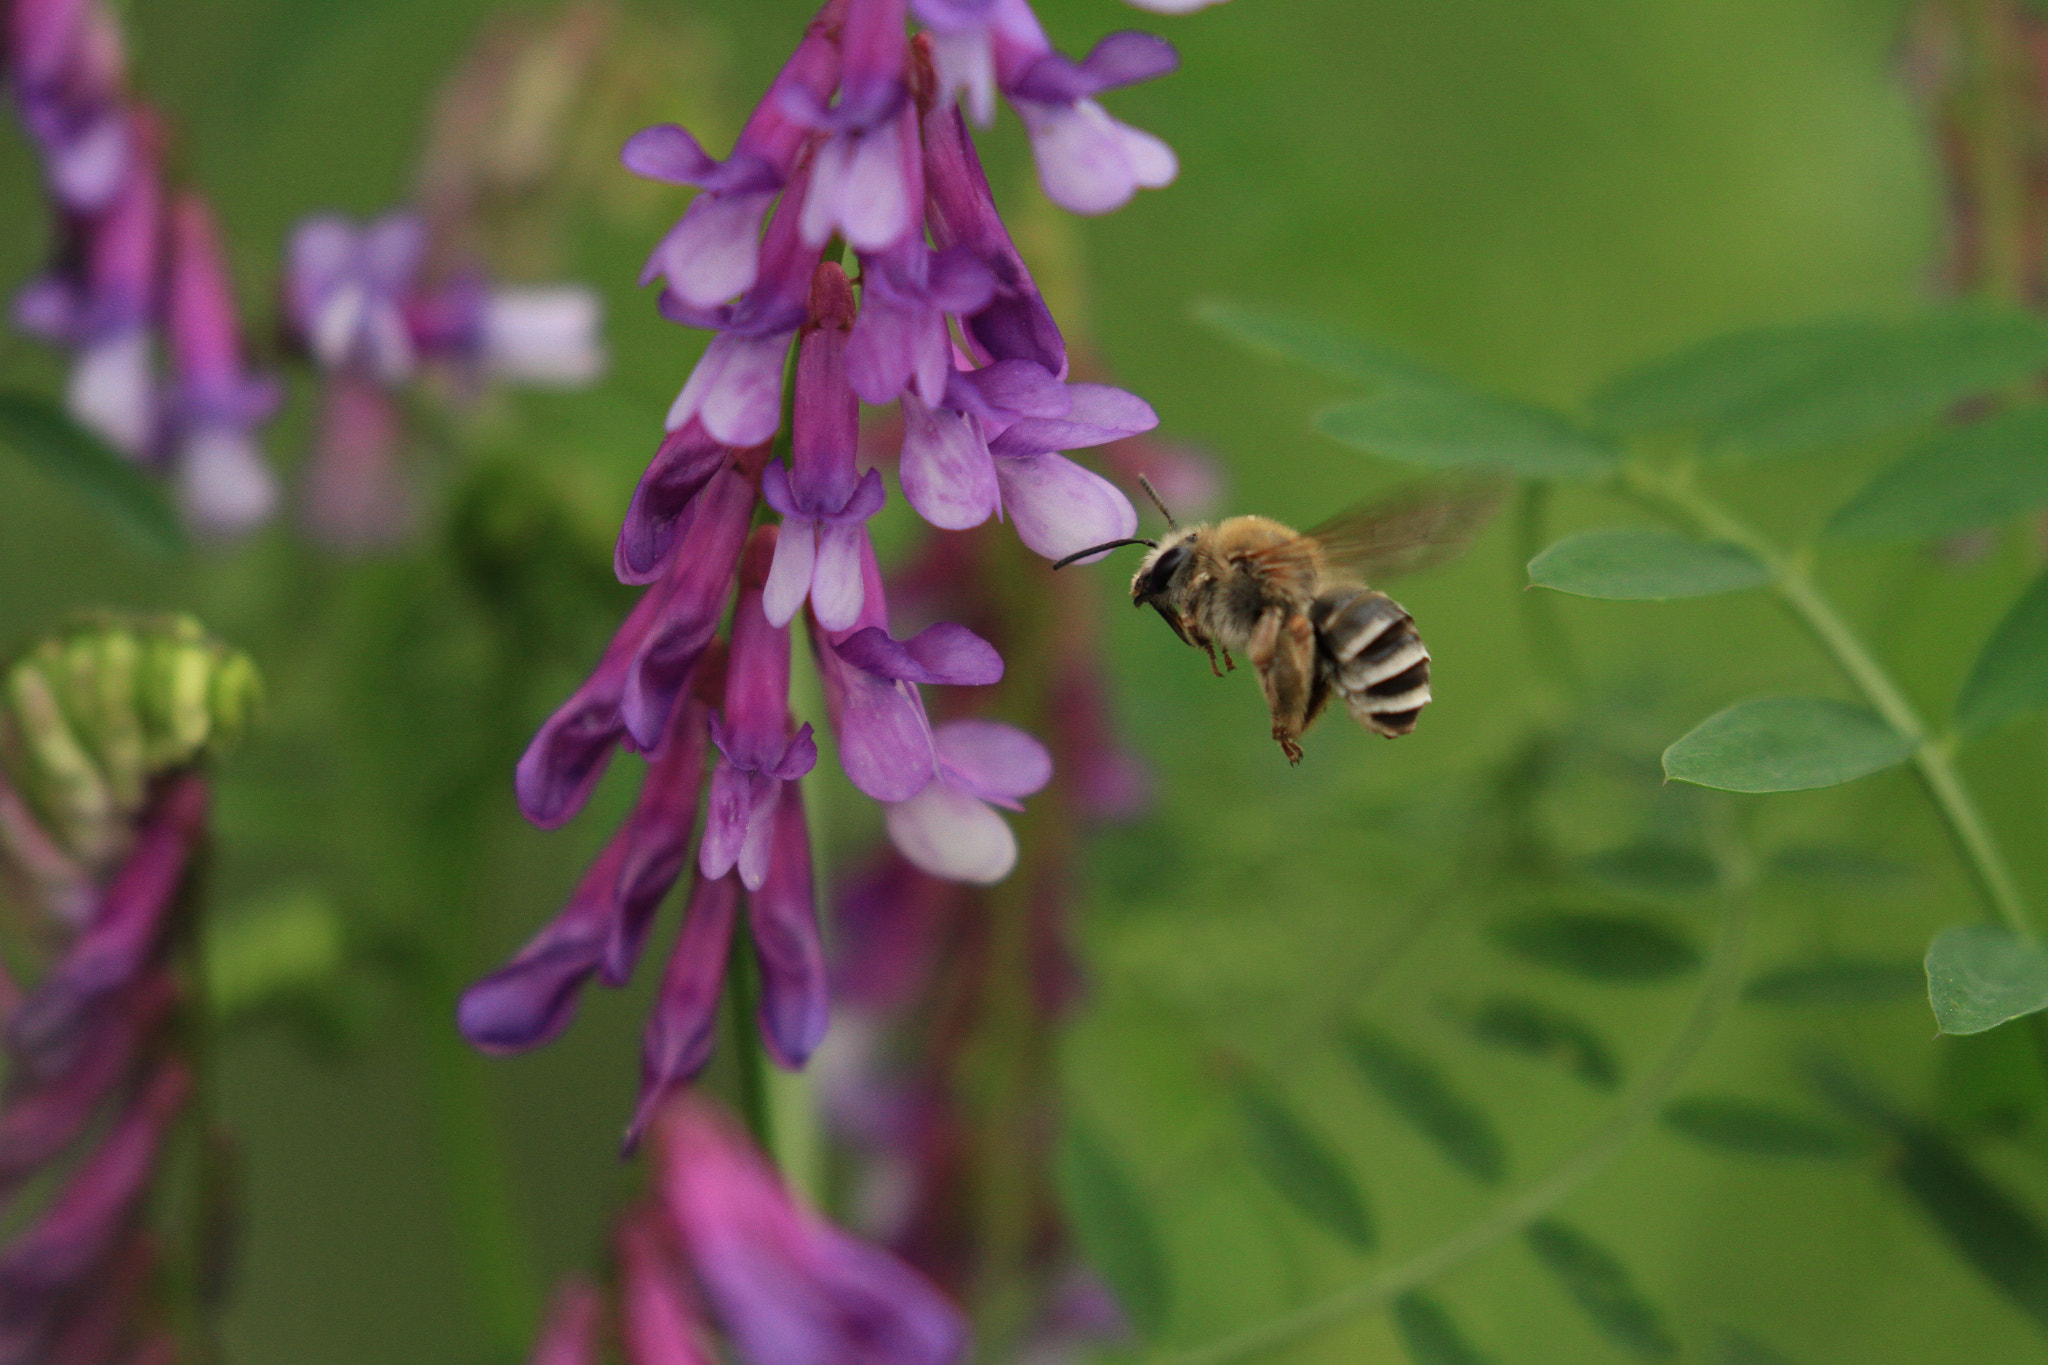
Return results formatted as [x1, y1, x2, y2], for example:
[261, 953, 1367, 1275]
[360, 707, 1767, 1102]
[655, 1094, 970, 1365]
[302, 372, 411, 549]
[624, 24, 841, 308]
[703, 529, 819, 888]
[847, 243, 995, 407]
[286, 212, 425, 382]
[8, 772, 206, 1077]
[812, 536, 1004, 803]
[616, 1206, 721, 1365]
[884, 719, 1050, 884]
[762, 264, 888, 631]
[629, 872, 739, 1149]
[464, 696, 709, 1055]
[7, 0, 132, 212]
[164, 192, 279, 535]
[528, 1277, 608, 1365]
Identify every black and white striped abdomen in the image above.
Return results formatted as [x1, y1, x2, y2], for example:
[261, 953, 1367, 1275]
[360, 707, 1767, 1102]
[1309, 588, 1431, 737]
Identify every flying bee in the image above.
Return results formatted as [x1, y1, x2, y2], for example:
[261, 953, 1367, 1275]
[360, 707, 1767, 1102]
[1055, 476, 1503, 764]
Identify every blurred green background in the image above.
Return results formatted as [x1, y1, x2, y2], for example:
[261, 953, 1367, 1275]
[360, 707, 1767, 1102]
[9, 0, 2048, 1361]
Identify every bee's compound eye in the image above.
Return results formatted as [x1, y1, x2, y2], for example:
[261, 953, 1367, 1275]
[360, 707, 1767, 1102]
[1139, 543, 1188, 598]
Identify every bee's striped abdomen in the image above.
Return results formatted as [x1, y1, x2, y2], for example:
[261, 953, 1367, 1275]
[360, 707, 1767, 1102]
[1310, 588, 1431, 737]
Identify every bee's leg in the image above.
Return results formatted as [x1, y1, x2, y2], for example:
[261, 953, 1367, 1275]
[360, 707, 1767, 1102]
[1187, 620, 1229, 677]
[1249, 608, 1315, 765]
[1221, 648, 1237, 673]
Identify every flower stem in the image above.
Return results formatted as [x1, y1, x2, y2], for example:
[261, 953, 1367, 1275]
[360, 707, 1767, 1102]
[1621, 460, 2036, 937]
[1151, 836, 1755, 1365]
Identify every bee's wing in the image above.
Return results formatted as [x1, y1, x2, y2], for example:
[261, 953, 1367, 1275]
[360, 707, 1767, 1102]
[1292, 476, 1507, 582]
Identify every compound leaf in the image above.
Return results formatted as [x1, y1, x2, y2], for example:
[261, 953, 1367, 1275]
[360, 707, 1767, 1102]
[1955, 567, 2048, 735]
[1462, 994, 1621, 1089]
[1392, 1292, 1495, 1365]
[1661, 1095, 1870, 1158]
[1525, 1219, 1678, 1361]
[1491, 911, 1700, 982]
[1316, 389, 1619, 481]
[1528, 528, 1770, 600]
[1194, 299, 1455, 390]
[1341, 1022, 1506, 1184]
[1663, 697, 1913, 793]
[1744, 957, 1926, 1007]
[0, 389, 184, 556]
[1926, 924, 2048, 1035]
[1057, 1119, 1172, 1339]
[1234, 1080, 1376, 1251]
[1825, 405, 2048, 542]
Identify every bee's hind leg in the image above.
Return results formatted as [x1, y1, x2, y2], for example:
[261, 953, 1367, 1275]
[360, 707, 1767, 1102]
[1249, 608, 1315, 765]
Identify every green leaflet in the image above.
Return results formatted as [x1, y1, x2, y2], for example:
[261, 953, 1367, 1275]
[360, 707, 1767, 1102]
[1925, 924, 2048, 1035]
[1743, 957, 1926, 1007]
[1589, 310, 2048, 458]
[1525, 1219, 1678, 1361]
[1232, 1079, 1376, 1251]
[1892, 1126, 2048, 1335]
[1663, 696, 1913, 793]
[1391, 1293, 1495, 1365]
[1192, 299, 1457, 390]
[1340, 1022, 1506, 1185]
[1825, 405, 2048, 542]
[1528, 528, 1771, 600]
[1579, 838, 1721, 898]
[1955, 566, 2048, 735]
[0, 389, 186, 556]
[1660, 1095, 1869, 1159]
[1056, 1120, 1172, 1339]
[1490, 911, 1701, 982]
[1461, 994, 1622, 1089]
[1316, 388, 1619, 480]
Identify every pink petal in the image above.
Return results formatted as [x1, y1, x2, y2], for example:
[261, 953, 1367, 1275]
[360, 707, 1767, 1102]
[899, 394, 999, 530]
[991, 450, 1138, 562]
[668, 330, 790, 445]
[934, 720, 1051, 804]
[886, 781, 1018, 884]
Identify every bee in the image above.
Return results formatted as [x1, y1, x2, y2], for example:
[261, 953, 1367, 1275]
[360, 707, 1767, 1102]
[1055, 477, 1502, 764]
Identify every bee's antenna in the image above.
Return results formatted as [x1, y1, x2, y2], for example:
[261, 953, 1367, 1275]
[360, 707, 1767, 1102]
[1051, 538, 1157, 571]
[1136, 473, 1178, 531]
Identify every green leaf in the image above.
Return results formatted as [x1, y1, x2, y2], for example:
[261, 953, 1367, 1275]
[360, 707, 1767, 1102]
[1824, 405, 2048, 542]
[1233, 1079, 1376, 1251]
[1892, 1125, 2048, 1334]
[1057, 1120, 1172, 1339]
[1461, 994, 1621, 1089]
[0, 390, 185, 556]
[1340, 1023, 1506, 1184]
[1528, 528, 1771, 600]
[1926, 924, 2048, 1035]
[1762, 843, 1913, 888]
[1714, 1327, 1801, 1365]
[1392, 1293, 1495, 1365]
[1590, 310, 2048, 457]
[1662, 697, 1913, 793]
[1661, 1096, 1870, 1158]
[1743, 957, 1926, 1007]
[1491, 911, 1700, 982]
[1524, 1219, 1678, 1361]
[1956, 567, 2048, 735]
[1315, 389, 1619, 480]
[1591, 319, 1882, 432]
[1579, 838, 1720, 897]
[1193, 299, 1455, 390]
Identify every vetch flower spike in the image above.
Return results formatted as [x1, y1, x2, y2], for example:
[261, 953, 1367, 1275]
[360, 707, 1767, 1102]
[656, 1093, 970, 1365]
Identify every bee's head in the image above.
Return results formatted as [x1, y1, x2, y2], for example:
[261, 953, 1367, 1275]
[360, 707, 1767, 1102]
[1129, 530, 1196, 607]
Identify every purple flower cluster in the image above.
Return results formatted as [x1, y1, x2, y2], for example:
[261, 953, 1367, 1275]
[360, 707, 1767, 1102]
[529, 1093, 969, 1365]
[465, 0, 1207, 1128]
[6, 0, 280, 534]
[0, 770, 202, 1365]
[282, 210, 606, 546]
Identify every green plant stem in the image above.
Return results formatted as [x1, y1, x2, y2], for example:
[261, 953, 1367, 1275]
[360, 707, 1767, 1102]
[1150, 845, 1754, 1365]
[725, 925, 775, 1156]
[1514, 482, 1582, 701]
[1622, 460, 2035, 938]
